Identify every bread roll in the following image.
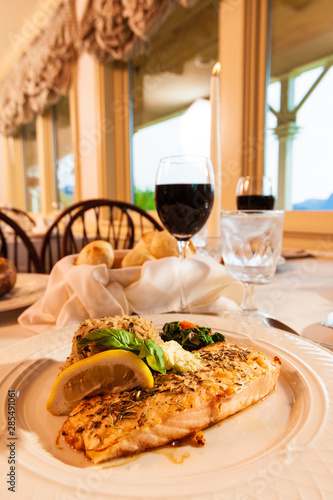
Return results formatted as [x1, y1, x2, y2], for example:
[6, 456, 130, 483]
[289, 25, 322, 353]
[120, 230, 196, 268]
[148, 230, 195, 258]
[150, 230, 179, 258]
[135, 231, 155, 250]
[121, 248, 156, 268]
[187, 240, 196, 255]
[0, 258, 17, 296]
[76, 240, 115, 268]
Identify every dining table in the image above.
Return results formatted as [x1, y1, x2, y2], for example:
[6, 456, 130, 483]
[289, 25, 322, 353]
[0, 254, 332, 499]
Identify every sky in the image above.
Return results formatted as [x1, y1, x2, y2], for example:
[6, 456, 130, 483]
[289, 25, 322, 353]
[132, 99, 210, 191]
[266, 66, 333, 205]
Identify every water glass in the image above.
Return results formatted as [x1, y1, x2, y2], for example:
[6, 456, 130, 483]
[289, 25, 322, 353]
[220, 210, 284, 318]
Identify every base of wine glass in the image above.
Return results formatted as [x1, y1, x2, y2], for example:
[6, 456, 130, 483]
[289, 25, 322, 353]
[220, 307, 271, 325]
[219, 282, 272, 325]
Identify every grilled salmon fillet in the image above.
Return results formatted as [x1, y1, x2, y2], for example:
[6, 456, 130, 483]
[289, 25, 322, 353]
[61, 342, 281, 464]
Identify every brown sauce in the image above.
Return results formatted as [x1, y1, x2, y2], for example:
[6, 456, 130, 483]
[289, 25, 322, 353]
[55, 429, 63, 449]
[152, 448, 190, 465]
[55, 428, 205, 468]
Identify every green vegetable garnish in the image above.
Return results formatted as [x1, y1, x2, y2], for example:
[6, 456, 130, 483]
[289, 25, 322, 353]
[77, 328, 166, 374]
[161, 321, 225, 351]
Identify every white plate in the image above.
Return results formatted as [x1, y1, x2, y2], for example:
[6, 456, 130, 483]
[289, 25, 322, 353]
[0, 273, 49, 312]
[0, 313, 333, 499]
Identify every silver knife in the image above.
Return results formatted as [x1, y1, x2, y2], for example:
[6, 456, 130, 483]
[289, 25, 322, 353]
[263, 317, 333, 352]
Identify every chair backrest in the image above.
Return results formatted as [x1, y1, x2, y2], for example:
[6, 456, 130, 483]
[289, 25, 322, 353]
[0, 212, 42, 273]
[0, 207, 36, 231]
[40, 200, 89, 274]
[61, 199, 163, 258]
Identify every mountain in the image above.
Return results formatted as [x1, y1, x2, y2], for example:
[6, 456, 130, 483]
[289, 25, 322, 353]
[293, 193, 333, 210]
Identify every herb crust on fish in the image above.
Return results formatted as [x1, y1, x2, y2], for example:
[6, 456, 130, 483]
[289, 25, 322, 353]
[61, 341, 281, 464]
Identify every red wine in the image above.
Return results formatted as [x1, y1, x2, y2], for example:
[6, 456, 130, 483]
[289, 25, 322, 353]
[155, 183, 214, 240]
[237, 195, 275, 210]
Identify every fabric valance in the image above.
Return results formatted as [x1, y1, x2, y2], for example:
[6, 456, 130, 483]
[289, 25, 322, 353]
[78, 0, 199, 63]
[0, 0, 199, 136]
[0, 0, 77, 136]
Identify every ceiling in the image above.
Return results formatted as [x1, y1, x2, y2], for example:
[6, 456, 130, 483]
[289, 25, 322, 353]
[0, 0, 62, 81]
[271, 0, 333, 76]
[132, 0, 333, 128]
[132, 0, 218, 129]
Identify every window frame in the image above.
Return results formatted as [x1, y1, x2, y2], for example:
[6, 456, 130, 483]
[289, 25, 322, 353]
[50, 95, 75, 208]
[2, 0, 332, 251]
[5, 134, 26, 210]
[3, 85, 78, 216]
[94, 59, 132, 203]
[219, 0, 333, 250]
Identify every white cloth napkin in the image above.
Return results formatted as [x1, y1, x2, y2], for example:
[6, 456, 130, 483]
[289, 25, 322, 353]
[18, 254, 243, 333]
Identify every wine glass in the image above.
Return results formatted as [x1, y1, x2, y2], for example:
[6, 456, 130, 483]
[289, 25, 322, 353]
[236, 175, 275, 210]
[220, 210, 284, 322]
[155, 155, 215, 312]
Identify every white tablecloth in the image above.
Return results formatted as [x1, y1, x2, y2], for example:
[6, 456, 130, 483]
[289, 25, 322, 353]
[256, 257, 333, 345]
[0, 257, 332, 351]
[0, 256, 333, 500]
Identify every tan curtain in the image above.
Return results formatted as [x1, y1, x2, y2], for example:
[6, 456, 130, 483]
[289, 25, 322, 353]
[0, 0, 200, 136]
[78, 0, 200, 62]
[0, 0, 77, 136]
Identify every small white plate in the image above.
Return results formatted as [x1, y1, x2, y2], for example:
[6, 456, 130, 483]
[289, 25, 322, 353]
[0, 273, 48, 312]
[302, 321, 333, 346]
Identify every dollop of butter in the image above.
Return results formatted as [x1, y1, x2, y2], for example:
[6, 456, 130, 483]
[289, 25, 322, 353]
[163, 340, 201, 373]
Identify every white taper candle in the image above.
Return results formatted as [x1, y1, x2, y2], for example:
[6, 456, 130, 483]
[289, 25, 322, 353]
[207, 62, 221, 238]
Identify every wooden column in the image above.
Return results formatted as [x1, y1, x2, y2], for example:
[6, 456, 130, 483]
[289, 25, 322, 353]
[36, 110, 54, 214]
[220, 0, 270, 209]
[95, 60, 132, 202]
[243, 0, 270, 178]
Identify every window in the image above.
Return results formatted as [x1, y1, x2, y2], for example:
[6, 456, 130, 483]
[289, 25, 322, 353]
[16, 95, 74, 215]
[265, 81, 280, 199]
[266, 63, 333, 210]
[21, 118, 40, 212]
[292, 65, 333, 209]
[51, 96, 74, 208]
[131, 0, 218, 209]
[217, 0, 332, 248]
[267, 0, 333, 211]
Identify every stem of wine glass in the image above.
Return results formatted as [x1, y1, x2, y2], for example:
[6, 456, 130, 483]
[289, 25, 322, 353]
[240, 283, 258, 312]
[177, 240, 189, 313]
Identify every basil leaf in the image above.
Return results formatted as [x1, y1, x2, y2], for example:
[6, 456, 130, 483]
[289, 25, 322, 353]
[139, 339, 166, 374]
[77, 328, 142, 352]
[76, 328, 166, 374]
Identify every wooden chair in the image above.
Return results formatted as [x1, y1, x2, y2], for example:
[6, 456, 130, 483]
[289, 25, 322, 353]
[0, 212, 42, 273]
[40, 200, 89, 273]
[61, 199, 163, 258]
[0, 207, 36, 231]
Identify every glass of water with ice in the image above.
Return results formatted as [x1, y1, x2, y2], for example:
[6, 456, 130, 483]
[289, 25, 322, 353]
[220, 210, 284, 320]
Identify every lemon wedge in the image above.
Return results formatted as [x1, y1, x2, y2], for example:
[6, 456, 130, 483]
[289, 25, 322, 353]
[46, 349, 154, 416]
